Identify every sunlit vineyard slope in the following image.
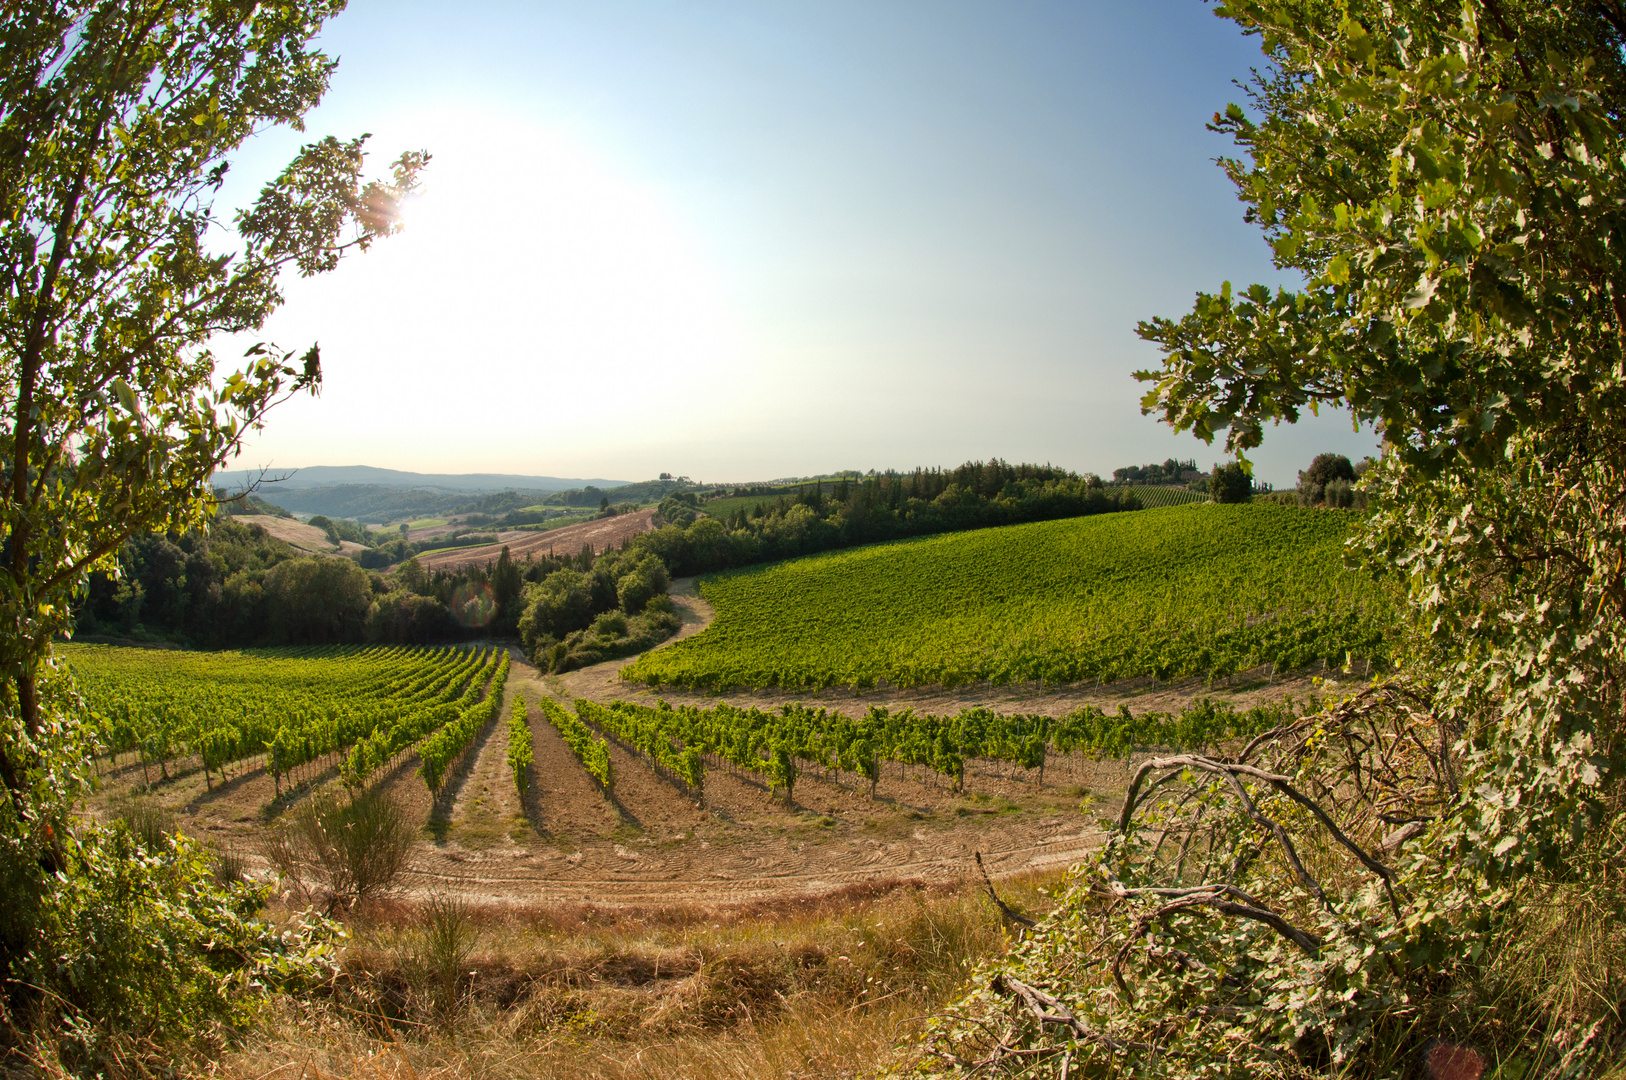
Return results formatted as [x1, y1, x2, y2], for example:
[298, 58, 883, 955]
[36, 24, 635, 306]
[624, 503, 1395, 690]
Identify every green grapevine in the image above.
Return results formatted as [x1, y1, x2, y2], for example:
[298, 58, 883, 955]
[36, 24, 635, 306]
[626, 503, 1395, 691]
[536, 696, 613, 791]
[507, 697, 534, 797]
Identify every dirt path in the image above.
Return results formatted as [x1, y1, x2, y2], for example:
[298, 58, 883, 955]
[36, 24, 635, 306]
[445, 682, 525, 849]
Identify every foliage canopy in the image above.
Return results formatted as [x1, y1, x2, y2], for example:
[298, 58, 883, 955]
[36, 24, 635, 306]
[917, 1, 1626, 1075]
[0, 0, 422, 1064]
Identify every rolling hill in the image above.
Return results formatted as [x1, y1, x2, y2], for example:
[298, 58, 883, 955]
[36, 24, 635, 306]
[624, 503, 1396, 691]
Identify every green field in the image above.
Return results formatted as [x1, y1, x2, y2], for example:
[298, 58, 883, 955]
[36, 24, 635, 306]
[406, 517, 449, 529]
[624, 503, 1396, 690]
[700, 487, 808, 519]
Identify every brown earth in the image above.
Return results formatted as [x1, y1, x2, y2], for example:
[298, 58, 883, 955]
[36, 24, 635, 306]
[414, 508, 659, 572]
[234, 514, 367, 556]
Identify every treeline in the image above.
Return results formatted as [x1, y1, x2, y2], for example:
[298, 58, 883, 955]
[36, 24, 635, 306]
[266, 477, 687, 522]
[75, 518, 540, 648]
[1110, 457, 1206, 489]
[648, 458, 1137, 578]
[545, 477, 685, 508]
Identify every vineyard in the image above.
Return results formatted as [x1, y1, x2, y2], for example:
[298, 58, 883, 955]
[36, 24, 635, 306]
[624, 503, 1396, 690]
[68, 636, 1324, 908]
[1120, 484, 1206, 508]
[538, 693, 1299, 804]
[66, 642, 510, 797]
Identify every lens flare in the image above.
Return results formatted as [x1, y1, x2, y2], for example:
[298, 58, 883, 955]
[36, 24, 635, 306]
[451, 581, 496, 628]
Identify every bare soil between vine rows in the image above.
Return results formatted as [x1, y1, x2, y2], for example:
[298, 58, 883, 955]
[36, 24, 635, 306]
[93, 577, 1328, 907]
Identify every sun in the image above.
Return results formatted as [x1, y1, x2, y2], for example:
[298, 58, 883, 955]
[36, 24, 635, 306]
[223, 104, 748, 473]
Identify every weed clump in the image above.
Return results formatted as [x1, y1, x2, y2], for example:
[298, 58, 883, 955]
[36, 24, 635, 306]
[265, 786, 413, 906]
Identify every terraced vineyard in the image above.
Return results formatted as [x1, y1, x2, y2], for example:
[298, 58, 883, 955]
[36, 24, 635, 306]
[624, 503, 1395, 690]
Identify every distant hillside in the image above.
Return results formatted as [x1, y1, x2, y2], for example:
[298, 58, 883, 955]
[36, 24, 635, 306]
[213, 465, 631, 493]
[626, 503, 1396, 691]
[262, 484, 533, 522]
[213, 488, 293, 518]
[252, 478, 692, 524]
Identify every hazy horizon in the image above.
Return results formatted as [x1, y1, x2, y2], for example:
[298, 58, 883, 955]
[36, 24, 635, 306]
[216, 1, 1379, 491]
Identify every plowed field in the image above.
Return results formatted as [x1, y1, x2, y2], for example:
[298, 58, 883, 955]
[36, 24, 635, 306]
[415, 509, 658, 572]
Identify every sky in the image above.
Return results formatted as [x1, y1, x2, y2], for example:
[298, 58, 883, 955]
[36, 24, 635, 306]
[217, 0, 1380, 490]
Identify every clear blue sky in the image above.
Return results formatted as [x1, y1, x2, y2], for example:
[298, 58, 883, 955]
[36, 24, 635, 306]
[220, 0, 1379, 489]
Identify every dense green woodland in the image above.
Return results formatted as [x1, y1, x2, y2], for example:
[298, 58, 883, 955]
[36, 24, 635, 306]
[73, 517, 530, 647]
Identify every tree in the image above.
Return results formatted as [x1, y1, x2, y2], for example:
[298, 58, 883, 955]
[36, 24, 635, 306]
[396, 555, 429, 595]
[263, 556, 372, 642]
[922, 2, 1626, 1074]
[491, 544, 523, 630]
[516, 568, 595, 654]
[0, 0, 423, 1056]
[614, 553, 669, 614]
[1296, 452, 1356, 505]
[1133, 0, 1626, 893]
[1207, 460, 1253, 503]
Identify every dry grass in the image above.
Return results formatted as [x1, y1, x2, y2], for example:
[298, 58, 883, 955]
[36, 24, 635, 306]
[214, 873, 1062, 1080]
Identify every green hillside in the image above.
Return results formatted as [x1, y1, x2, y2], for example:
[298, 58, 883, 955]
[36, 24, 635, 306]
[624, 503, 1396, 690]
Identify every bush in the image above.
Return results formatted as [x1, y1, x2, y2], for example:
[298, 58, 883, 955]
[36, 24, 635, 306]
[544, 607, 682, 673]
[24, 821, 334, 1076]
[265, 787, 414, 905]
[414, 894, 476, 1023]
[112, 795, 176, 854]
[1323, 477, 1357, 508]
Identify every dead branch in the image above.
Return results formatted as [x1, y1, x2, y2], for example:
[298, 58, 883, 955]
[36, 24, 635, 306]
[974, 851, 1036, 929]
[1106, 882, 1324, 958]
[991, 973, 1147, 1050]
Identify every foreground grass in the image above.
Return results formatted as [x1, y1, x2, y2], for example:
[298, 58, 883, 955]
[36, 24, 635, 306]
[214, 874, 1061, 1080]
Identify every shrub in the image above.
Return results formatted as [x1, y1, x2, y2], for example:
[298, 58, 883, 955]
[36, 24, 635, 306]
[414, 894, 476, 1023]
[112, 795, 175, 854]
[24, 822, 335, 1076]
[265, 787, 414, 905]
[546, 607, 682, 673]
